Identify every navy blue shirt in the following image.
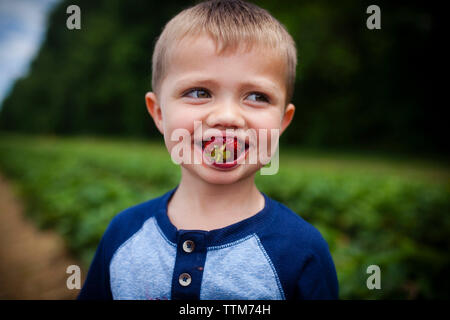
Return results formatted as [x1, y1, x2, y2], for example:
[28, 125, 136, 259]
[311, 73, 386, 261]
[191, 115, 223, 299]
[78, 186, 339, 300]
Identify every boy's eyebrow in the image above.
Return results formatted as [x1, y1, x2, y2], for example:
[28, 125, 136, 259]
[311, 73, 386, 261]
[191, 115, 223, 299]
[173, 76, 283, 95]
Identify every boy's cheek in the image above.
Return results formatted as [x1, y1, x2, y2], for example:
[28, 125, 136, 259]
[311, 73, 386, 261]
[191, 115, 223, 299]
[252, 126, 281, 163]
[164, 111, 197, 132]
[163, 128, 195, 163]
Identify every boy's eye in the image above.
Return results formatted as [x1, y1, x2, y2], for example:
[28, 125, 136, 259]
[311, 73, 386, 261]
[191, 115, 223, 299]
[184, 88, 211, 99]
[246, 92, 269, 103]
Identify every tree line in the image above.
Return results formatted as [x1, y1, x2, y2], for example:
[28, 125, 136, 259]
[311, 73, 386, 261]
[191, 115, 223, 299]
[0, 0, 444, 155]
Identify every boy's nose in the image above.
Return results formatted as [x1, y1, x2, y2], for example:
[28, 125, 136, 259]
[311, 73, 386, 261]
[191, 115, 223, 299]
[205, 99, 245, 130]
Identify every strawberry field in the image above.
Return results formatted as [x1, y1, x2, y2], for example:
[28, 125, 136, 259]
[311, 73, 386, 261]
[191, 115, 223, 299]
[0, 134, 449, 299]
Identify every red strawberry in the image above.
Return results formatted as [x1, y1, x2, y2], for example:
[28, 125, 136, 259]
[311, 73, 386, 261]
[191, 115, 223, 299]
[233, 138, 238, 160]
[202, 136, 215, 150]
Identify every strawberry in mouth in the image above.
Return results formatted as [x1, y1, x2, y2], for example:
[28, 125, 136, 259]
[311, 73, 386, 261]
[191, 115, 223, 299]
[201, 135, 249, 169]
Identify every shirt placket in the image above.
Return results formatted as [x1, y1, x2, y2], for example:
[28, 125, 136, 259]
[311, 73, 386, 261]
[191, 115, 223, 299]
[171, 230, 207, 299]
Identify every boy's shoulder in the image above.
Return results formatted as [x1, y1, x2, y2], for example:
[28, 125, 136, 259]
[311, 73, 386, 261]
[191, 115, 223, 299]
[261, 196, 338, 299]
[104, 191, 330, 254]
[100, 191, 168, 249]
[262, 196, 331, 257]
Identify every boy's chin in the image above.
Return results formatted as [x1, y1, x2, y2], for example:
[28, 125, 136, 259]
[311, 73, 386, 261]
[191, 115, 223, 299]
[181, 162, 260, 185]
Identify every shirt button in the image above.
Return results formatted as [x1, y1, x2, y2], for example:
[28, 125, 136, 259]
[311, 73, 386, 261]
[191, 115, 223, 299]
[182, 240, 195, 253]
[179, 273, 192, 286]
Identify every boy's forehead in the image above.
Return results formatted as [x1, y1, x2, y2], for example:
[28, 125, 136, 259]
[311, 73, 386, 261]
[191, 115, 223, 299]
[170, 34, 284, 65]
[164, 34, 287, 89]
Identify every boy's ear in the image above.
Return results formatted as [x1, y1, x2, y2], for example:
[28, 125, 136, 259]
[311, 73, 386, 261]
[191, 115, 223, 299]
[280, 103, 295, 136]
[145, 92, 164, 135]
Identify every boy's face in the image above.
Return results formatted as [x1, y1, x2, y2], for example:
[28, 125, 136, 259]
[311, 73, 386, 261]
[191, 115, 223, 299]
[146, 35, 295, 185]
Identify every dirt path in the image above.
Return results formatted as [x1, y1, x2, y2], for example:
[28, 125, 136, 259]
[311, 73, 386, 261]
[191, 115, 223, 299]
[0, 173, 84, 299]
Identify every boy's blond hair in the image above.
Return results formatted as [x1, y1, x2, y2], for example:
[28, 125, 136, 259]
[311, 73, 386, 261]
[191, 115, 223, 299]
[151, 0, 297, 105]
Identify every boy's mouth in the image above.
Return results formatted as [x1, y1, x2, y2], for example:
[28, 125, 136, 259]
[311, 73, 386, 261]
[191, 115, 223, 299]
[197, 135, 249, 169]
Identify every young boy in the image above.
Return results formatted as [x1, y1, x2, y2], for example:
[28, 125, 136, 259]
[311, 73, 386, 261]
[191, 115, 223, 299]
[78, 0, 338, 300]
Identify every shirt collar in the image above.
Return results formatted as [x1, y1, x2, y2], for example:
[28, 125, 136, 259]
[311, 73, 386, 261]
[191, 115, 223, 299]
[155, 185, 274, 247]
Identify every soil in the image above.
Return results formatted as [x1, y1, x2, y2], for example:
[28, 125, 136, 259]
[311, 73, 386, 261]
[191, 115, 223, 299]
[0, 173, 84, 299]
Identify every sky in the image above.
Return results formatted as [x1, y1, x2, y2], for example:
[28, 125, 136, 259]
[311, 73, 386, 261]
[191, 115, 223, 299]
[0, 0, 60, 108]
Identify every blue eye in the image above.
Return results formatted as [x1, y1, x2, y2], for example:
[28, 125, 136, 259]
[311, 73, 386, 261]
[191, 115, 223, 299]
[184, 88, 211, 99]
[247, 92, 269, 103]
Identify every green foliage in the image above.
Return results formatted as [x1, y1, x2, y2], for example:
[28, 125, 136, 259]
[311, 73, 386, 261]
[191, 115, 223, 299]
[0, 134, 449, 299]
[0, 134, 179, 266]
[256, 169, 450, 299]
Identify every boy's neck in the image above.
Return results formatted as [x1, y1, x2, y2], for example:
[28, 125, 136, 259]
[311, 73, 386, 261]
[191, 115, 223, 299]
[167, 168, 265, 231]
